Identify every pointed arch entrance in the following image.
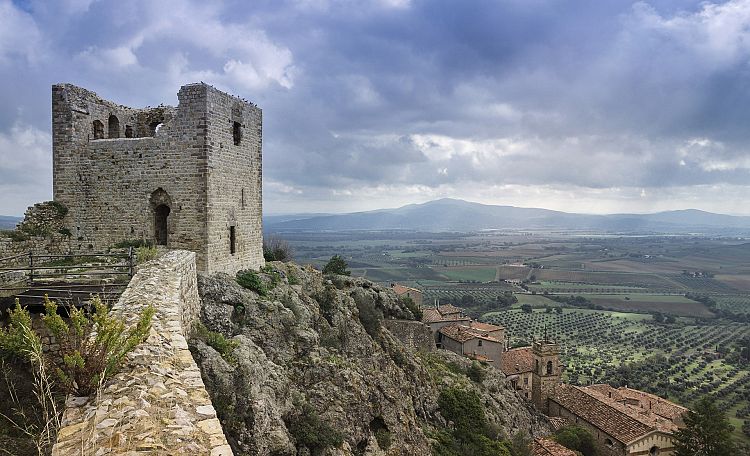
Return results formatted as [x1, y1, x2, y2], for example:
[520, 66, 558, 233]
[150, 188, 172, 246]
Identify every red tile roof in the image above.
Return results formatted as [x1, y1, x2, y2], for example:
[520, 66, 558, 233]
[532, 438, 577, 456]
[391, 284, 422, 297]
[586, 384, 688, 422]
[422, 308, 471, 324]
[439, 324, 503, 344]
[469, 321, 504, 332]
[500, 347, 535, 375]
[550, 384, 677, 444]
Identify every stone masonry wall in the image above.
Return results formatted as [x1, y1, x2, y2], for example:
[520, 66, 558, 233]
[383, 319, 436, 353]
[52, 250, 233, 456]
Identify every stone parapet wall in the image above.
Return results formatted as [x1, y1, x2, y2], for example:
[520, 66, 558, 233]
[52, 250, 233, 455]
[383, 319, 436, 353]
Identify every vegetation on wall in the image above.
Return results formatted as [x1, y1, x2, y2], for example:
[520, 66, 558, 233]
[0, 295, 155, 397]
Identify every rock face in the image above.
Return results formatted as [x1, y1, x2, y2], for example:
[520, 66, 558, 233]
[192, 263, 550, 456]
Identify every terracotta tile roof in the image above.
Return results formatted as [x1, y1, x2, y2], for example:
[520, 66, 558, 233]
[391, 284, 422, 296]
[586, 385, 688, 422]
[437, 304, 463, 315]
[469, 321, 504, 332]
[500, 347, 534, 375]
[532, 438, 577, 456]
[550, 384, 657, 444]
[422, 308, 471, 324]
[439, 324, 503, 344]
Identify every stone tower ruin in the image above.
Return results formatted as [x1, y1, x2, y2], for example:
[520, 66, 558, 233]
[531, 339, 562, 414]
[52, 83, 264, 274]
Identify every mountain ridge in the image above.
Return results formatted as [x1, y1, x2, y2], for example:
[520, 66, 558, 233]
[264, 198, 750, 234]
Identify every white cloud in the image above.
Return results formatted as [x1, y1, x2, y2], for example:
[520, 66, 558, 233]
[0, 122, 52, 214]
[0, 1, 43, 65]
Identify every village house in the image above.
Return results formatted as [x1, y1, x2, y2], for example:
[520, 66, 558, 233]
[437, 321, 505, 365]
[421, 304, 472, 343]
[390, 283, 423, 306]
[500, 346, 535, 399]
[548, 384, 688, 456]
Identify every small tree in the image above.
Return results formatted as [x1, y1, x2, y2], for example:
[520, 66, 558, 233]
[521, 304, 533, 314]
[322, 255, 350, 276]
[674, 396, 736, 456]
[554, 425, 596, 456]
[263, 235, 293, 262]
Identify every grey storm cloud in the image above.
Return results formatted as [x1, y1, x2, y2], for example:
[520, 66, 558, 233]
[2, 0, 750, 215]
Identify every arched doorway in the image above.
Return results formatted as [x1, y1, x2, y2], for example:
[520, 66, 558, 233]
[154, 204, 170, 245]
[149, 188, 172, 246]
[108, 115, 120, 138]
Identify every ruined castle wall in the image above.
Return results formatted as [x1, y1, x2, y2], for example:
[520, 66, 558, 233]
[52, 84, 210, 269]
[203, 86, 264, 274]
[383, 319, 436, 352]
[52, 250, 233, 456]
[52, 83, 264, 274]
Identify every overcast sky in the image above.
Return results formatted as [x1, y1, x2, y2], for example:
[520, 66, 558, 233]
[2, 0, 750, 216]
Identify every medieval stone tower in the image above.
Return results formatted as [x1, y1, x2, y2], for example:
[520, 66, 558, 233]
[52, 83, 264, 274]
[531, 339, 562, 413]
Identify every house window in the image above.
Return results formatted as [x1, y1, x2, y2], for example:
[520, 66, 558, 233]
[649, 446, 660, 455]
[546, 360, 553, 375]
[478, 339, 483, 347]
[605, 438, 614, 448]
[524, 377, 528, 385]
[229, 226, 236, 254]
[233, 121, 242, 145]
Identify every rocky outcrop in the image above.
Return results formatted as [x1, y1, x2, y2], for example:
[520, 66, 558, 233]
[192, 263, 550, 456]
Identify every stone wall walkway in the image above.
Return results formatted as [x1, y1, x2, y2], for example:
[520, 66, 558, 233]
[52, 250, 233, 455]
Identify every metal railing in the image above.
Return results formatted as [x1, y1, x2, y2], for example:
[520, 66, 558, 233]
[0, 248, 135, 306]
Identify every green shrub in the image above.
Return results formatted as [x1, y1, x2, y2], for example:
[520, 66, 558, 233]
[1, 296, 155, 396]
[287, 269, 300, 285]
[5, 230, 30, 242]
[113, 239, 153, 249]
[355, 294, 382, 339]
[136, 246, 159, 263]
[287, 403, 343, 455]
[400, 296, 423, 320]
[261, 265, 282, 289]
[194, 322, 239, 364]
[467, 361, 486, 383]
[438, 387, 488, 437]
[263, 235, 293, 262]
[553, 426, 597, 456]
[374, 428, 392, 450]
[57, 227, 72, 237]
[49, 201, 68, 217]
[236, 269, 268, 296]
[322, 255, 350, 276]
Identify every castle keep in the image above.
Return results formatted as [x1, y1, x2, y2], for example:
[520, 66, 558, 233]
[52, 83, 264, 273]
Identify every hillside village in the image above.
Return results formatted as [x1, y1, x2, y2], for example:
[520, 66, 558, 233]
[392, 285, 691, 456]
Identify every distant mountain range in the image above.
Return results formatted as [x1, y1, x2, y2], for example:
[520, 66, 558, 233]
[0, 215, 21, 230]
[265, 198, 750, 235]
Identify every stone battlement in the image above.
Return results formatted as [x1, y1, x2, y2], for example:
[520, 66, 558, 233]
[52, 251, 233, 455]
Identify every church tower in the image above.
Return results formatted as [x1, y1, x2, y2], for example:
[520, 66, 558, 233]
[531, 334, 561, 414]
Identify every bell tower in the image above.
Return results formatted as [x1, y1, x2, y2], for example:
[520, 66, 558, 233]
[531, 331, 561, 414]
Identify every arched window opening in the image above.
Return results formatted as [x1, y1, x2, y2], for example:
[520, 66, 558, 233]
[125, 125, 133, 138]
[108, 115, 120, 138]
[546, 360, 553, 375]
[154, 204, 170, 246]
[233, 121, 242, 145]
[92, 120, 104, 139]
[605, 438, 614, 448]
[649, 446, 659, 455]
[149, 121, 163, 136]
